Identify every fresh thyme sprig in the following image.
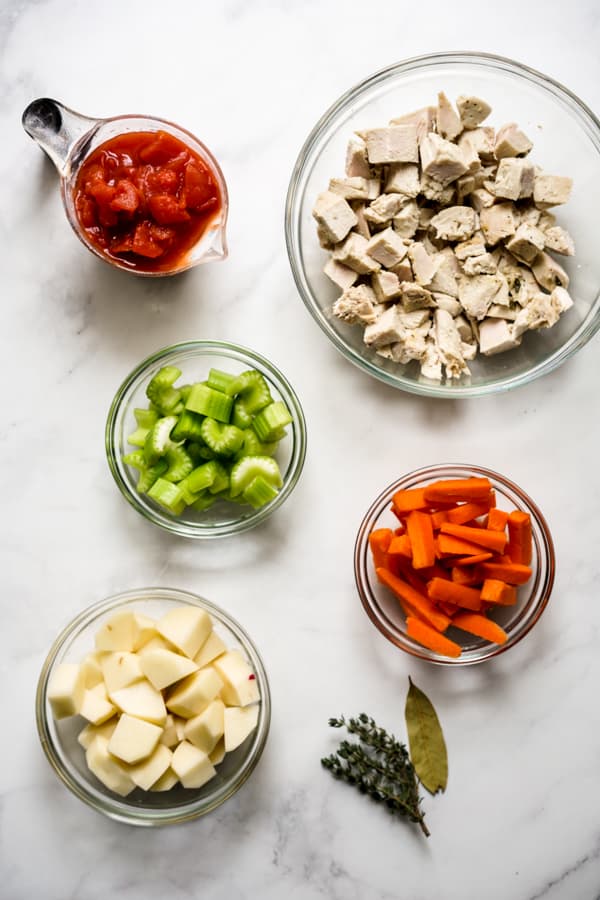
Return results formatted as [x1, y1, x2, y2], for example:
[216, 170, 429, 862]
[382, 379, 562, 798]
[321, 713, 430, 837]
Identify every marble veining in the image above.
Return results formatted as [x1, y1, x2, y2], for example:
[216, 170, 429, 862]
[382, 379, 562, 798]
[2, 0, 600, 898]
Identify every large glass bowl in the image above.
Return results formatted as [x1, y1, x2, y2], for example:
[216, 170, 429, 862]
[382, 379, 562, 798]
[36, 587, 271, 825]
[105, 341, 307, 538]
[285, 52, 600, 397]
[354, 464, 555, 665]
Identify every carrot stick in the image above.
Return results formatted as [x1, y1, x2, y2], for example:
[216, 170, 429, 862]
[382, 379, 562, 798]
[430, 509, 450, 529]
[391, 487, 428, 514]
[437, 600, 460, 617]
[445, 499, 494, 525]
[451, 612, 508, 645]
[406, 617, 462, 658]
[388, 534, 412, 558]
[406, 510, 436, 569]
[479, 562, 532, 585]
[427, 577, 482, 611]
[437, 533, 490, 557]
[487, 507, 509, 532]
[423, 477, 493, 504]
[507, 511, 532, 565]
[376, 568, 450, 632]
[454, 551, 493, 566]
[440, 522, 508, 554]
[368, 528, 393, 569]
[451, 566, 480, 586]
[396, 559, 429, 596]
[480, 579, 517, 606]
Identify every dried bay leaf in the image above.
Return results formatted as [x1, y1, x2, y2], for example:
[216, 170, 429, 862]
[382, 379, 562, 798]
[405, 677, 448, 795]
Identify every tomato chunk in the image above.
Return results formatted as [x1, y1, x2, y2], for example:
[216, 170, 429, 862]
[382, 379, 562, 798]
[148, 194, 190, 225]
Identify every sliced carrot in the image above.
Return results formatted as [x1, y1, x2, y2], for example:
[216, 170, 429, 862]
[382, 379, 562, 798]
[437, 600, 460, 617]
[420, 563, 450, 581]
[437, 532, 490, 557]
[431, 509, 450, 529]
[391, 488, 428, 514]
[368, 528, 393, 569]
[388, 533, 412, 558]
[454, 551, 493, 566]
[507, 511, 532, 565]
[396, 559, 429, 596]
[427, 577, 482, 611]
[451, 612, 508, 645]
[480, 578, 517, 606]
[487, 507, 509, 532]
[406, 617, 462, 658]
[445, 499, 493, 525]
[423, 477, 493, 504]
[376, 568, 450, 632]
[451, 566, 480, 586]
[406, 510, 435, 570]
[479, 562, 532, 585]
[440, 522, 508, 554]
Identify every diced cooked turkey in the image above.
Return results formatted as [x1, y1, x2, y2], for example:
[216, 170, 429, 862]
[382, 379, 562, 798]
[363, 125, 419, 164]
[312, 191, 357, 244]
[512, 292, 560, 337]
[389, 106, 436, 142]
[436, 92, 462, 141]
[328, 177, 374, 201]
[384, 163, 420, 198]
[401, 282, 435, 311]
[456, 95, 492, 130]
[408, 243, 437, 286]
[433, 293, 462, 316]
[533, 174, 573, 209]
[324, 258, 358, 290]
[541, 225, 575, 256]
[458, 274, 507, 320]
[371, 269, 402, 302]
[332, 232, 380, 274]
[462, 252, 497, 276]
[420, 133, 468, 185]
[332, 285, 379, 325]
[479, 203, 517, 246]
[494, 123, 533, 159]
[363, 192, 405, 226]
[345, 136, 372, 179]
[363, 304, 407, 347]
[392, 200, 420, 238]
[366, 227, 408, 268]
[531, 251, 569, 291]
[479, 318, 522, 355]
[493, 159, 535, 200]
[433, 308, 470, 378]
[429, 206, 477, 241]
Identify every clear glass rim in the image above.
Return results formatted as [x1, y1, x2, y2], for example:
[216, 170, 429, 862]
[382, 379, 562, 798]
[285, 50, 600, 398]
[354, 463, 556, 665]
[35, 587, 272, 826]
[105, 340, 307, 538]
[61, 113, 229, 278]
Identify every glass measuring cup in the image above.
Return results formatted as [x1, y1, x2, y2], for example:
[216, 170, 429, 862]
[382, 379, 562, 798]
[22, 98, 229, 276]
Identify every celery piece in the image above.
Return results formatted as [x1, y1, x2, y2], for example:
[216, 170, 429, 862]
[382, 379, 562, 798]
[136, 459, 168, 494]
[229, 456, 282, 497]
[207, 461, 230, 494]
[127, 427, 150, 448]
[186, 384, 233, 423]
[252, 402, 293, 442]
[191, 493, 216, 512]
[171, 410, 204, 442]
[143, 416, 178, 464]
[231, 399, 253, 430]
[123, 451, 146, 471]
[163, 446, 194, 483]
[230, 370, 273, 413]
[147, 478, 186, 514]
[134, 408, 159, 429]
[207, 368, 239, 394]
[235, 429, 278, 460]
[179, 384, 192, 404]
[243, 475, 279, 508]
[187, 442, 216, 463]
[181, 462, 217, 494]
[200, 418, 244, 457]
[146, 367, 182, 414]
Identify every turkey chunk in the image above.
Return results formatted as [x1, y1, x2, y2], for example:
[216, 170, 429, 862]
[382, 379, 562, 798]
[543, 225, 575, 256]
[456, 95, 492, 130]
[324, 258, 358, 290]
[420, 133, 468, 186]
[480, 203, 517, 246]
[433, 309, 470, 378]
[429, 206, 477, 242]
[384, 163, 420, 198]
[479, 318, 522, 355]
[493, 159, 535, 200]
[389, 106, 436, 141]
[366, 227, 408, 268]
[332, 233, 380, 274]
[345, 136, 371, 179]
[371, 270, 402, 302]
[363, 125, 419, 164]
[533, 174, 573, 209]
[436, 92, 462, 140]
[458, 274, 507, 320]
[312, 191, 357, 244]
[531, 251, 569, 291]
[495, 123, 533, 159]
[506, 223, 546, 264]
[332, 285, 379, 325]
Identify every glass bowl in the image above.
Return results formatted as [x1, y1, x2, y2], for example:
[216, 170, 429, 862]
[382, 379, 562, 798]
[105, 341, 307, 538]
[36, 587, 271, 825]
[285, 52, 600, 397]
[354, 464, 555, 665]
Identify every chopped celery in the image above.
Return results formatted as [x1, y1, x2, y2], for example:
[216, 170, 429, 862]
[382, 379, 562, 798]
[230, 370, 272, 413]
[122, 450, 146, 470]
[181, 462, 218, 494]
[147, 478, 186, 514]
[231, 398, 253, 430]
[229, 456, 282, 497]
[143, 416, 178, 464]
[186, 384, 233, 423]
[127, 427, 150, 448]
[134, 408, 159, 429]
[252, 402, 292, 442]
[136, 459, 168, 494]
[163, 446, 194, 483]
[171, 409, 205, 442]
[191, 493, 216, 511]
[200, 418, 244, 456]
[207, 461, 230, 494]
[207, 368, 239, 394]
[243, 475, 279, 508]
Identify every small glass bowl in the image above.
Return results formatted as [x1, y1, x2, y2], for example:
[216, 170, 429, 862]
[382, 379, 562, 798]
[354, 464, 555, 665]
[285, 52, 600, 397]
[105, 341, 307, 538]
[36, 587, 271, 826]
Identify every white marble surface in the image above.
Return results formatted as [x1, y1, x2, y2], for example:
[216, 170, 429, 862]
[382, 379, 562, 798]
[2, 0, 600, 897]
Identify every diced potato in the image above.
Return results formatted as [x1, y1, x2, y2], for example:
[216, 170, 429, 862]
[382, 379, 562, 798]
[137, 635, 177, 656]
[128, 744, 173, 791]
[80, 652, 104, 688]
[95, 611, 137, 652]
[166, 667, 224, 719]
[157, 607, 212, 659]
[159, 714, 179, 749]
[184, 699, 225, 754]
[77, 718, 117, 750]
[80, 682, 116, 726]
[224, 706, 259, 753]
[150, 767, 179, 792]
[108, 713, 163, 764]
[171, 741, 217, 789]
[194, 631, 226, 668]
[132, 613, 158, 651]
[213, 651, 260, 707]
[110, 680, 167, 726]
[140, 648, 198, 691]
[101, 651, 144, 694]
[209, 739, 226, 766]
[47, 663, 85, 719]
[86, 736, 135, 797]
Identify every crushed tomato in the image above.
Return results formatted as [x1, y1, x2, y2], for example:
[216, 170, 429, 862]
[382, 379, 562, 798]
[73, 131, 221, 272]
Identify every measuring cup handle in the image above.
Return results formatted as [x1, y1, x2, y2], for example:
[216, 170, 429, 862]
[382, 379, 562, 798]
[22, 98, 100, 176]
